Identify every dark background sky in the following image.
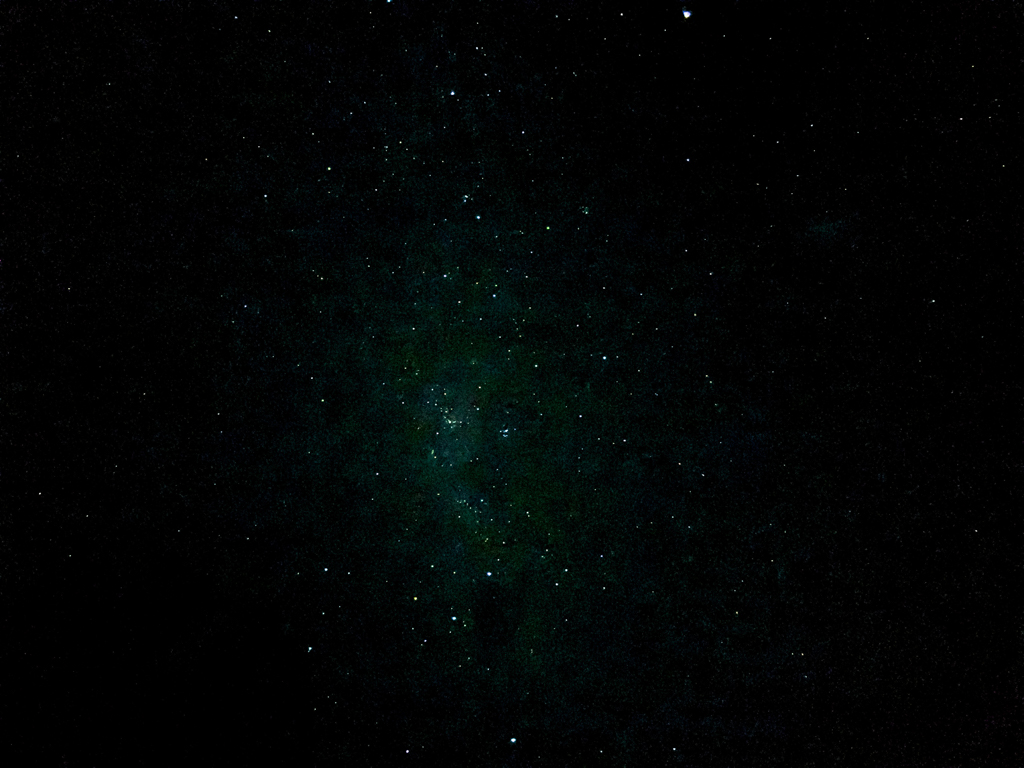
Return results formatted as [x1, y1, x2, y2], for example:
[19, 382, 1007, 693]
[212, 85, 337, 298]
[2, 0, 1021, 765]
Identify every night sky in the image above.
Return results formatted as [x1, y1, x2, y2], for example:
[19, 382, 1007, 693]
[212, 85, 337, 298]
[3, 0, 1021, 765]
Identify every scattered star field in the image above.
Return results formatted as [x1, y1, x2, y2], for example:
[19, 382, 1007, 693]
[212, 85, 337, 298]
[3, 1, 1019, 766]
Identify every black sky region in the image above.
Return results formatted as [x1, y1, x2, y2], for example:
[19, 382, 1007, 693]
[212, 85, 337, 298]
[2, 0, 1021, 765]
